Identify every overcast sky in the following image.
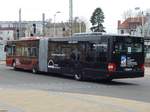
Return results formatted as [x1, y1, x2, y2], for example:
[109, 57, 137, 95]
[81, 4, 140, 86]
[0, 0, 150, 33]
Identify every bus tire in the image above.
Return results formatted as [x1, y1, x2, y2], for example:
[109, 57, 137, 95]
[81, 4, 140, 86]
[32, 66, 38, 74]
[103, 78, 113, 82]
[74, 73, 83, 81]
[12, 61, 16, 70]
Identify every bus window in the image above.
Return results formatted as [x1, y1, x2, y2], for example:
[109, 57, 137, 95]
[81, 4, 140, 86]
[6, 45, 16, 56]
[31, 47, 37, 57]
[6, 46, 13, 56]
[85, 42, 108, 62]
[94, 43, 108, 62]
[21, 47, 25, 56]
[16, 47, 21, 56]
[85, 43, 94, 62]
[93, 43, 107, 52]
[70, 48, 81, 61]
[28, 48, 32, 56]
[115, 43, 142, 53]
[132, 43, 142, 52]
[24, 48, 28, 56]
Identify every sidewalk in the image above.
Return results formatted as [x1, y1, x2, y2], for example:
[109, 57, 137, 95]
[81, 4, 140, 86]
[145, 67, 150, 75]
[0, 89, 149, 112]
[0, 60, 5, 65]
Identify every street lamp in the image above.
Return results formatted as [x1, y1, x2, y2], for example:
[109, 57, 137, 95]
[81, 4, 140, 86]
[54, 11, 61, 36]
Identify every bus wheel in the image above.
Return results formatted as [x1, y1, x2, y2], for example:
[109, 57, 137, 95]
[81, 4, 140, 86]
[74, 73, 82, 81]
[32, 67, 38, 74]
[12, 61, 16, 70]
[103, 78, 113, 82]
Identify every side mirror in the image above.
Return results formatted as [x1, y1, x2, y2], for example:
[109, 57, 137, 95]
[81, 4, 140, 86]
[4, 45, 8, 52]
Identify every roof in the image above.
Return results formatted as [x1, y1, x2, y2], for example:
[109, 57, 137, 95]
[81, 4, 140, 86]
[118, 17, 147, 29]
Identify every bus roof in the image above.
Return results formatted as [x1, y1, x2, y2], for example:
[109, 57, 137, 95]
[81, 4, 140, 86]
[73, 32, 143, 38]
[7, 33, 143, 43]
[48, 33, 143, 42]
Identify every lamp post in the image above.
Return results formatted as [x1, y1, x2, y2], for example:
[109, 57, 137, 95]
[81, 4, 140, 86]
[18, 8, 22, 39]
[53, 11, 61, 36]
[141, 11, 144, 36]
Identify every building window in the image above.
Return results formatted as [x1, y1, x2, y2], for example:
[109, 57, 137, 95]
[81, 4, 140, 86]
[121, 30, 124, 34]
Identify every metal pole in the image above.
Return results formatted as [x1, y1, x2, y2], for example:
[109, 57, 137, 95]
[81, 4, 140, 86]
[69, 0, 73, 22]
[53, 11, 61, 37]
[69, 0, 73, 36]
[54, 14, 56, 37]
[142, 11, 144, 36]
[42, 13, 45, 36]
[79, 22, 82, 33]
[19, 8, 21, 39]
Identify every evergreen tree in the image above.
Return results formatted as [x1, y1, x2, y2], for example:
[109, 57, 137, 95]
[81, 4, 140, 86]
[90, 8, 105, 32]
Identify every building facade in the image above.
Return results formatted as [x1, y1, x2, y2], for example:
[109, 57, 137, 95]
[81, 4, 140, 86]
[0, 21, 45, 60]
[0, 20, 86, 39]
[118, 17, 146, 35]
[46, 21, 86, 37]
[0, 21, 45, 39]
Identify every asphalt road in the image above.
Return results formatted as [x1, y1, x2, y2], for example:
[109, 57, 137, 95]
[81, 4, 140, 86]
[0, 64, 150, 103]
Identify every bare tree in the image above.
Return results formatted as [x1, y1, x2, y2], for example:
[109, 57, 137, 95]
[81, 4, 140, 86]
[145, 9, 150, 16]
[122, 9, 134, 20]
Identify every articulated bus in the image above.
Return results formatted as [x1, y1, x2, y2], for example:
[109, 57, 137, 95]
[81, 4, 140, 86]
[5, 33, 145, 81]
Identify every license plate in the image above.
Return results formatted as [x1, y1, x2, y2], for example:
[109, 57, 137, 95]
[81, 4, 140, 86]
[124, 68, 132, 71]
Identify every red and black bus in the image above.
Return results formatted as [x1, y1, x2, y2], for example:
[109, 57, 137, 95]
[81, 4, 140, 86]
[5, 33, 145, 81]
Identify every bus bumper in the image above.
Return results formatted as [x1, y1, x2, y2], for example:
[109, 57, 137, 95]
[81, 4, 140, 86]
[107, 71, 144, 79]
[83, 69, 144, 80]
